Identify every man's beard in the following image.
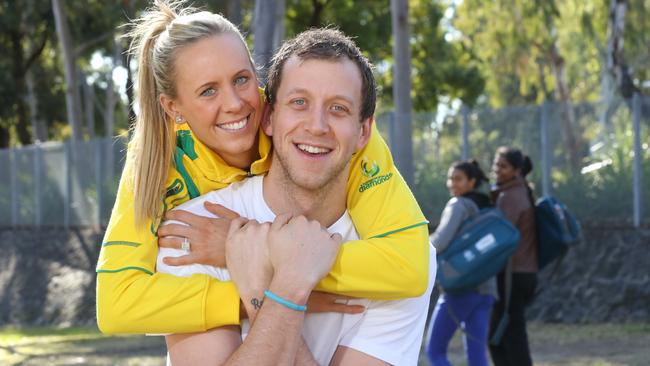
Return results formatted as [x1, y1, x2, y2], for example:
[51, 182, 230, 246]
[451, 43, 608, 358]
[273, 147, 349, 195]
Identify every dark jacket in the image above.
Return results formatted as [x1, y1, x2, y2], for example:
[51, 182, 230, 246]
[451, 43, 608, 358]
[491, 176, 538, 273]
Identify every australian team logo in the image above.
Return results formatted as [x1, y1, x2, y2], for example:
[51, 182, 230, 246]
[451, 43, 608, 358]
[359, 157, 392, 192]
[361, 157, 380, 178]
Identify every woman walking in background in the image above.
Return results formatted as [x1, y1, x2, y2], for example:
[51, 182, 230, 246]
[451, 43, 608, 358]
[489, 147, 538, 366]
[426, 160, 497, 366]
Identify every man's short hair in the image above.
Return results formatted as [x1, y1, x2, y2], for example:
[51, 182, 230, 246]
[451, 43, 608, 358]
[265, 28, 376, 121]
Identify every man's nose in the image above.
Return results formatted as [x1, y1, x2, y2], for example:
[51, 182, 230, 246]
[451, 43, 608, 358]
[304, 107, 329, 135]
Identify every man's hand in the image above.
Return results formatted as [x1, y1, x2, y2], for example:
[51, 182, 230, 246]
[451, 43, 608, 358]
[158, 202, 239, 267]
[225, 217, 274, 322]
[267, 214, 343, 293]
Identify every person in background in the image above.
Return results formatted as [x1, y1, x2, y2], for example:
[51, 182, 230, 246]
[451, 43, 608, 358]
[489, 147, 538, 366]
[426, 160, 496, 366]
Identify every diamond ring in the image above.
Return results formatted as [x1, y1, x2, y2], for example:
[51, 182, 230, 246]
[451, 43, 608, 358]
[181, 237, 191, 252]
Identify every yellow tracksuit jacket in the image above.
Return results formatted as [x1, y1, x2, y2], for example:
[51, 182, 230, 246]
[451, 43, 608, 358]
[96, 123, 429, 334]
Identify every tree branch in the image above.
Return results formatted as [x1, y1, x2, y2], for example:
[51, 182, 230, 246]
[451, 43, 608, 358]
[75, 31, 114, 56]
[24, 32, 48, 71]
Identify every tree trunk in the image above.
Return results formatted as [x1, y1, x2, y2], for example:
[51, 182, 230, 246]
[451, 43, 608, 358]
[120, 38, 137, 130]
[52, 0, 83, 141]
[253, 0, 277, 83]
[0, 128, 9, 148]
[600, 0, 627, 131]
[104, 39, 120, 138]
[273, 0, 285, 51]
[390, 0, 414, 187]
[83, 75, 95, 139]
[548, 41, 581, 169]
[10, 29, 32, 146]
[309, 0, 327, 27]
[26, 71, 47, 142]
[227, 0, 242, 29]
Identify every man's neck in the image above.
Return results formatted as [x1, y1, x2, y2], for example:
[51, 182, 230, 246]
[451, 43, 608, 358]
[263, 167, 348, 228]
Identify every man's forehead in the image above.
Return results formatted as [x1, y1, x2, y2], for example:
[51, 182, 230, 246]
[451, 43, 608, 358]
[279, 56, 362, 97]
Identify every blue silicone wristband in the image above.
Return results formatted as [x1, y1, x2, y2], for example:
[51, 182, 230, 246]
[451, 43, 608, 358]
[263, 290, 307, 312]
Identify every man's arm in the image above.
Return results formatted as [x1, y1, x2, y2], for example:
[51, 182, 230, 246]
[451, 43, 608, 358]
[226, 281, 310, 366]
[224, 215, 343, 366]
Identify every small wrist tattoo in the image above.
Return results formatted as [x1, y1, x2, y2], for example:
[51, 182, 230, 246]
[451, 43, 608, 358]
[250, 297, 264, 310]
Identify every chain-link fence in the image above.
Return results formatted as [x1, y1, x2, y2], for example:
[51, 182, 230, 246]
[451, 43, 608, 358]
[378, 94, 650, 225]
[0, 137, 126, 227]
[1, 95, 648, 227]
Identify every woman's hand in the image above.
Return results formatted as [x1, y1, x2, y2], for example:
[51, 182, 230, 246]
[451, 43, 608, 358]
[157, 202, 240, 267]
[307, 292, 365, 314]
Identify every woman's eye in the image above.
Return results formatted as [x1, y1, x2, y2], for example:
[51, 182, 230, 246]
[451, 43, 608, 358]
[292, 98, 306, 106]
[201, 88, 216, 97]
[234, 76, 249, 85]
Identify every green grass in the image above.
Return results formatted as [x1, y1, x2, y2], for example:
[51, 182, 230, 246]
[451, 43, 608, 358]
[0, 326, 166, 366]
[1, 323, 649, 366]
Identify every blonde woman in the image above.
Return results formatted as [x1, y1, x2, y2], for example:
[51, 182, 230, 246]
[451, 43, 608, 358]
[96, 0, 429, 339]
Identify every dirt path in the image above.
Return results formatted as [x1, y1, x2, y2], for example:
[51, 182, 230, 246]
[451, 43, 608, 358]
[1, 323, 648, 366]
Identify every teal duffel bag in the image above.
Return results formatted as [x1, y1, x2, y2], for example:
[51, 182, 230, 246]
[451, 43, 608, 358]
[437, 208, 520, 294]
[535, 196, 582, 270]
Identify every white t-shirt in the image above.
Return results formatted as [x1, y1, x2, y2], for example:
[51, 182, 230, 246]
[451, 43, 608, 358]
[158, 175, 435, 365]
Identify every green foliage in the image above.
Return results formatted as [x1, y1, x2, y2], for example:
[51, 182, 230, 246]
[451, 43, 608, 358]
[283, 0, 485, 112]
[454, 0, 650, 106]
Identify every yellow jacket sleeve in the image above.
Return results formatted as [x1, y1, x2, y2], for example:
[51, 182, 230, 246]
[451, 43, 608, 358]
[316, 124, 430, 300]
[95, 158, 240, 334]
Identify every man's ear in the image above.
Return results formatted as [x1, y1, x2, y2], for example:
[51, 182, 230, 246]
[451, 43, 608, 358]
[355, 115, 374, 151]
[159, 93, 178, 120]
[261, 103, 274, 136]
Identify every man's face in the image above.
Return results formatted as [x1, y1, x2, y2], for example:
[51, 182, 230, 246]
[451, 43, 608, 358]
[264, 56, 372, 191]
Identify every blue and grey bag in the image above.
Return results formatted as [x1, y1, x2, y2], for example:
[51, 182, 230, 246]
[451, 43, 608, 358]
[437, 208, 520, 294]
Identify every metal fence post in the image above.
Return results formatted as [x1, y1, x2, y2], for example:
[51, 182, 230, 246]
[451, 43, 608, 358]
[462, 105, 469, 160]
[540, 100, 551, 197]
[388, 111, 396, 152]
[33, 143, 42, 227]
[10, 148, 18, 227]
[64, 140, 71, 229]
[95, 138, 103, 227]
[632, 93, 642, 227]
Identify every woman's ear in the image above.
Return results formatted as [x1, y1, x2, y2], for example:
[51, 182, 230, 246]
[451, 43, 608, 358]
[159, 94, 177, 120]
[468, 178, 477, 189]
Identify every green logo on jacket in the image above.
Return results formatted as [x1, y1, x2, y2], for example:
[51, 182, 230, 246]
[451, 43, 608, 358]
[359, 157, 392, 192]
[361, 157, 380, 178]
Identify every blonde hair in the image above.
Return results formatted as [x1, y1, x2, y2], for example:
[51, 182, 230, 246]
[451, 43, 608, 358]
[125, 0, 252, 225]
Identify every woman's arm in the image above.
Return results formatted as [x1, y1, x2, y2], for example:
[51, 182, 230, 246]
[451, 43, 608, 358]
[96, 160, 241, 334]
[430, 198, 471, 253]
[316, 125, 430, 300]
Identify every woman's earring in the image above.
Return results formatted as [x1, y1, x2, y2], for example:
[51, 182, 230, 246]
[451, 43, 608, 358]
[175, 114, 185, 125]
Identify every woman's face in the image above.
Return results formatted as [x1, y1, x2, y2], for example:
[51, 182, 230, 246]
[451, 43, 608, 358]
[162, 34, 261, 168]
[492, 155, 519, 185]
[446, 168, 475, 197]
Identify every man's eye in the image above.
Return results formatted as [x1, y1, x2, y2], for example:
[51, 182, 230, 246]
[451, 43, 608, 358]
[234, 76, 249, 85]
[332, 105, 348, 113]
[292, 99, 306, 106]
[201, 88, 216, 97]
